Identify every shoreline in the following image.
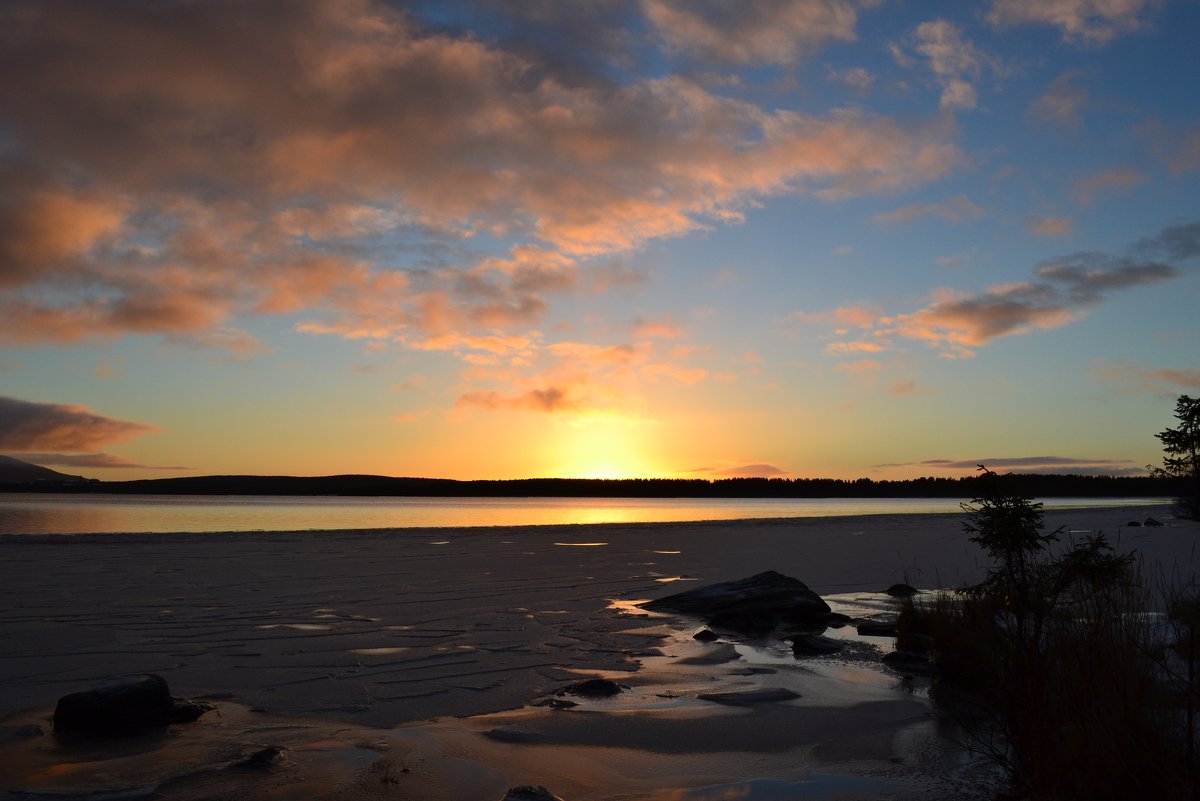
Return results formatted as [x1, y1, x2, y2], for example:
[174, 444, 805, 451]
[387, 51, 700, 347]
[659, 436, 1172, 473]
[0, 495, 1176, 538]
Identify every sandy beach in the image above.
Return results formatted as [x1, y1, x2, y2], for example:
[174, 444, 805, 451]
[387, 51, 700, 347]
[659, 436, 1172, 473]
[2, 505, 1197, 799]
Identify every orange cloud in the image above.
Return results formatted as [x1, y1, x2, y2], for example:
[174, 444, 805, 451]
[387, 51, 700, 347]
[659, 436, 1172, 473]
[0, 396, 155, 452]
[805, 223, 1188, 356]
[0, 0, 961, 351]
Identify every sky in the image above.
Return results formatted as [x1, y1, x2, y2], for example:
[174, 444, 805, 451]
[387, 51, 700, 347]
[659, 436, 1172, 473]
[0, 0, 1198, 482]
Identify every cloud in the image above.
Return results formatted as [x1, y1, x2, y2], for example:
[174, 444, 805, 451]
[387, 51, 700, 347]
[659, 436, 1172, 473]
[456, 386, 579, 413]
[871, 195, 984, 225]
[987, 0, 1163, 44]
[1027, 215, 1074, 238]
[643, 0, 870, 65]
[834, 358, 884, 374]
[689, 463, 789, 477]
[716, 463, 789, 477]
[0, 0, 960, 350]
[895, 19, 995, 111]
[827, 66, 873, 93]
[803, 221, 1190, 356]
[787, 304, 879, 328]
[1029, 71, 1089, 129]
[1092, 359, 1200, 393]
[1074, 168, 1147, 205]
[878, 455, 1145, 475]
[826, 341, 886, 354]
[631, 316, 684, 339]
[0, 396, 155, 452]
[18, 452, 187, 470]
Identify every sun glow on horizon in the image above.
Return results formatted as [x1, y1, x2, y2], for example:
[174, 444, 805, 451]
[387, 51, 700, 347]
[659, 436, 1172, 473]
[548, 415, 665, 480]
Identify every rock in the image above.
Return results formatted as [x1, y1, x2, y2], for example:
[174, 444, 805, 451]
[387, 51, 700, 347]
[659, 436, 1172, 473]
[856, 621, 897, 637]
[692, 627, 719, 642]
[791, 634, 842, 657]
[1144, 517, 1165, 527]
[503, 786, 564, 801]
[697, 688, 800, 706]
[882, 650, 931, 676]
[561, 678, 623, 698]
[824, 612, 853, 628]
[1127, 521, 1142, 528]
[640, 571, 831, 637]
[14, 723, 44, 738]
[885, 583, 919, 598]
[235, 746, 285, 769]
[53, 674, 213, 738]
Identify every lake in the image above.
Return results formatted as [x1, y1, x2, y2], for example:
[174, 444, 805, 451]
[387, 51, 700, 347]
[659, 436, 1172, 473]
[0, 493, 1172, 535]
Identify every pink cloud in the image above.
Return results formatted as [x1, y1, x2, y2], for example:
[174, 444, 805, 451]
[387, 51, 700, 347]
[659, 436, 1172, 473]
[987, 0, 1163, 44]
[1074, 168, 1147, 206]
[871, 194, 983, 225]
[644, 0, 866, 66]
[1027, 215, 1074, 238]
[1092, 359, 1200, 393]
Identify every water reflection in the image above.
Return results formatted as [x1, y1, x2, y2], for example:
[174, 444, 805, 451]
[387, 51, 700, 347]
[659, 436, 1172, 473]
[0, 493, 1170, 535]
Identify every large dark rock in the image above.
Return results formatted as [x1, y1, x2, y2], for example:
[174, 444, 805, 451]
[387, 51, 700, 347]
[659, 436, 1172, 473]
[640, 571, 831, 636]
[53, 674, 213, 738]
[885, 583, 919, 598]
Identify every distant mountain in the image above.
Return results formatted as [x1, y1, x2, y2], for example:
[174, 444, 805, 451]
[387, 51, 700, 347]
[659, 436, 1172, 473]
[0, 455, 87, 484]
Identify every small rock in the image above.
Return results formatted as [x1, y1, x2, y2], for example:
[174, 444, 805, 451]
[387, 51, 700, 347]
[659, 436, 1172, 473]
[236, 747, 285, 769]
[824, 612, 853, 628]
[697, 688, 800, 706]
[1127, 521, 1142, 528]
[791, 634, 842, 657]
[882, 650, 931, 676]
[14, 724, 44, 738]
[502, 786, 564, 801]
[856, 621, 897, 637]
[1144, 517, 1165, 527]
[530, 697, 578, 709]
[885, 583, 919, 598]
[561, 678, 623, 698]
[692, 627, 719, 642]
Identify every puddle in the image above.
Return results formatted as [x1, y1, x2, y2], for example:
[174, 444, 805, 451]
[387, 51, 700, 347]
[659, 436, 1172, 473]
[256, 624, 331, 631]
[553, 542, 609, 547]
[349, 647, 411, 656]
[652, 550, 682, 554]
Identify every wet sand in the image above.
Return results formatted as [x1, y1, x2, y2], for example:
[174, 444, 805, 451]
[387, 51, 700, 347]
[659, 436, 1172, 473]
[1, 506, 1195, 799]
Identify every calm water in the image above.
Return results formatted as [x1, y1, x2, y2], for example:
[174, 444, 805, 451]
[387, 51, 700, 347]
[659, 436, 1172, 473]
[0, 493, 1171, 535]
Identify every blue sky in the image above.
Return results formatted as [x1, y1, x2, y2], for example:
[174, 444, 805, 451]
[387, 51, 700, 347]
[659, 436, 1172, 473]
[0, 0, 1197, 480]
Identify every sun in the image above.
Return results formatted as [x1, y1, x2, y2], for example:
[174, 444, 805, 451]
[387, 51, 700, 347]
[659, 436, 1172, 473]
[549, 416, 661, 479]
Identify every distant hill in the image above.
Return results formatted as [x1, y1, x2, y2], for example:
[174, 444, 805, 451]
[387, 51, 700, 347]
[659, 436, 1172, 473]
[0, 455, 87, 484]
